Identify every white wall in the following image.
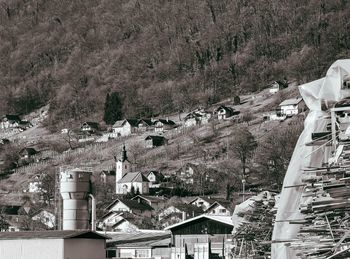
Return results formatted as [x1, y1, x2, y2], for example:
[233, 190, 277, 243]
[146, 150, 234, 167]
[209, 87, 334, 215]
[64, 239, 105, 259]
[0, 239, 64, 259]
[110, 201, 132, 212]
[280, 105, 299, 115]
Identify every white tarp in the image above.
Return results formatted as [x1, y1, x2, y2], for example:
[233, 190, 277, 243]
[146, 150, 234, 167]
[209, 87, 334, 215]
[272, 59, 350, 259]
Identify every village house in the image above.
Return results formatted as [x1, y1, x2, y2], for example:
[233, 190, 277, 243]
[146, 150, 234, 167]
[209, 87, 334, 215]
[81, 121, 99, 133]
[158, 204, 203, 228]
[0, 204, 27, 232]
[154, 119, 176, 132]
[99, 211, 139, 232]
[188, 196, 219, 211]
[262, 112, 286, 122]
[105, 199, 154, 217]
[176, 163, 198, 184]
[18, 120, 33, 130]
[144, 171, 165, 187]
[113, 119, 139, 137]
[0, 138, 10, 145]
[28, 174, 43, 193]
[99, 170, 116, 184]
[165, 214, 234, 259]
[19, 147, 39, 160]
[31, 209, 56, 229]
[0, 115, 22, 130]
[137, 119, 155, 132]
[106, 231, 171, 259]
[115, 146, 150, 194]
[101, 198, 154, 232]
[184, 109, 211, 127]
[277, 97, 305, 116]
[205, 201, 233, 216]
[0, 230, 108, 259]
[131, 195, 167, 210]
[216, 105, 239, 120]
[145, 135, 168, 148]
[268, 80, 288, 94]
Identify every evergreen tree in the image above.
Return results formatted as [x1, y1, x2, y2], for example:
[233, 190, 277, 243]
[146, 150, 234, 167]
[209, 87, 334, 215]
[103, 92, 123, 125]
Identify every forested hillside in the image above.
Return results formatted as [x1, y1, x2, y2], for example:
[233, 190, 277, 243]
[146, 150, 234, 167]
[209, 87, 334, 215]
[1, 0, 349, 129]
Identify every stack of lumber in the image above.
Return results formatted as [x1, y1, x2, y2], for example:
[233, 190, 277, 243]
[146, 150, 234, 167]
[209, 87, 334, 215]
[288, 144, 350, 258]
[232, 191, 277, 258]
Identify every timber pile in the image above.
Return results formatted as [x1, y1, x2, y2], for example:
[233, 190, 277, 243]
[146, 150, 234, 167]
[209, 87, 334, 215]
[288, 144, 350, 258]
[232, 191, 277, 258]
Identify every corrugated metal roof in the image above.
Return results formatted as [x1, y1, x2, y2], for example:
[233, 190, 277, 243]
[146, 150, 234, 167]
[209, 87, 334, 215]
[0, 230, 109, 240]
[106, 231, 170, 248]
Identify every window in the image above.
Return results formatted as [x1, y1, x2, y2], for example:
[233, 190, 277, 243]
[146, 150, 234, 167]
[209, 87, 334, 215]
[220, 209, 226, 213]
[135, 250, 149, 258]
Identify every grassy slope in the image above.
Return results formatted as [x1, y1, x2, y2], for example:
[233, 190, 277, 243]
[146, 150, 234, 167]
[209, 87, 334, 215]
[0, 84, 302, 204]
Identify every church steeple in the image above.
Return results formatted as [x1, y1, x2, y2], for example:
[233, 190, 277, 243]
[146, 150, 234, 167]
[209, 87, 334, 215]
[116, 145, 131, 194]
[121, 144, 127, 162]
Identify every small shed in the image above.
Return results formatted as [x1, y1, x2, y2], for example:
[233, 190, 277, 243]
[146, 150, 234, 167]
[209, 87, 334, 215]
[0, 230, 108, 259]
[145, 135, 168, 148]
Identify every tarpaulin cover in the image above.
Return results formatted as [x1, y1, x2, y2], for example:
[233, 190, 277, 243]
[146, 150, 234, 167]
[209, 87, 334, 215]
[271, 59, 350, 258]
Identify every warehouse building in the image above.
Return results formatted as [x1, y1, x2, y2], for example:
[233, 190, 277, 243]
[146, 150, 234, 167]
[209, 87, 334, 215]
[0, 230, 108, 259]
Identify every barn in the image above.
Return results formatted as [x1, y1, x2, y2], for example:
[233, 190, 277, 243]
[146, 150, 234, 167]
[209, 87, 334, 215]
[165, 214, 234, 259]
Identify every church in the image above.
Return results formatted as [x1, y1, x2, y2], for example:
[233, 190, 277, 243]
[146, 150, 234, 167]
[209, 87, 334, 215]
[115, 145, 150, 194]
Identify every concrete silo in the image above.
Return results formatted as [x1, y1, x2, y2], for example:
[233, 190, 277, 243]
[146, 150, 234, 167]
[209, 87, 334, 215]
[60, 167, 92, 230]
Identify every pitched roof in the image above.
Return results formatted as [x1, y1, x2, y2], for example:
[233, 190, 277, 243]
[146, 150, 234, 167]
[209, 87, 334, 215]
[100, 170, 116, 176]
[164, 214, 234, 230]
[173, 204, 204, 214]
[107, 231, 171, 248]
[145, 135, 167, 141]
[216, 105, 235, 113]
[2, 115, 21, 122]
[121, 199, 154, 211]
[82, 121, 99, 129]
[118, 172, 150, 183]
[131, 195, 167, 204]
[144, 171, 164, 180]
[0, 230, 109, 240]
[19, 147, 38, 156]
[188, 196, 226, 205]
[138, 119, 154, 126]
[0, 205, 21, 215]
[113, 119, 139, 128]
[279, 97, 303, 106]
[106, 199, 154, 212]
[156, 119, 176, 125]
[205, 201, 233, 213]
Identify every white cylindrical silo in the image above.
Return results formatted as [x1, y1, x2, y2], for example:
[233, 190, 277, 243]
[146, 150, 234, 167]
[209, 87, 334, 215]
[60, 168, 91, 230]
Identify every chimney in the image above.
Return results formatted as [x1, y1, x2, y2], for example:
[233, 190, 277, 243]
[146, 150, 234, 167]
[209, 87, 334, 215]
[182, 211, 187, 221]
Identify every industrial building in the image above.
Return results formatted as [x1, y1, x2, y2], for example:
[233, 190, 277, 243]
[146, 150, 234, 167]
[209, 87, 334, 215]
[0, 230, 108, 259]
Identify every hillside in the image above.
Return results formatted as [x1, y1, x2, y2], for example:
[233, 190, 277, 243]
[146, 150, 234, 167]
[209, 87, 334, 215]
[0, 84, 303, 206]
[1, 0, 350, 130]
